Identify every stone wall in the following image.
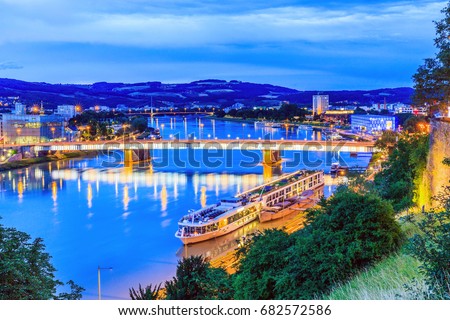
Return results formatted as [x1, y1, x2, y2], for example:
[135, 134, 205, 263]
[423, 119, 450, 207]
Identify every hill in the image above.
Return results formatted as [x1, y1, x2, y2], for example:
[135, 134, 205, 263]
[0, 78, 414, 109]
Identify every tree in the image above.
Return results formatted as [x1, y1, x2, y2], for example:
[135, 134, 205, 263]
[276, 187, 403, 299]
[130, 117, 148, 133]
[165, 256, 233, 300]
[0, 221, 84, 300]
[407, 165, 450, 300]
[354, 107, 367, 115]
[214, 110, 226, 118]
[129, 283, 162, 300]
[232, 187, 403, 300]
[374, 130, 398, 152]
[407, 208, 450, 299]
[374, 134, 429, 211]
[403, 116, 430, 133]
[413, 2, 450, 112]
[233, 229, 294, 299]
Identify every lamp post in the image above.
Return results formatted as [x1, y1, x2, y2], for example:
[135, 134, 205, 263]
[51, 127, 55, 140]
[16, 128, 22, 144]
[97, 266, 113, 300]
[122, 123, 129, 149]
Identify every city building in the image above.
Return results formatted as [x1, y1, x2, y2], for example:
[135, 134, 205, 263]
[350, 114, 397, 134]
[13, 102, 27, 115]
[313, 95, 329, 115]
[394, 105, 428, 116]
[1, 113, 66, 144]
[55, 104, 81, 120]
[89, 105, 111, 112]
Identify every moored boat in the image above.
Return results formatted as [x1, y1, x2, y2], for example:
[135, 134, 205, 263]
[330, 162, 349, 175]
[175, 170, 324, 244]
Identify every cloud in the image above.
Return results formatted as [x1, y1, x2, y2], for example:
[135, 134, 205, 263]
[0, 61, 23, 70]
[0, 1, 445, 47]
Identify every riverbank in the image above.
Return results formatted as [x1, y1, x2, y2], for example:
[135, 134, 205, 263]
[208, 116, 338, 129]
[207, 115, 256, 124]
[0, 151, 98, 172]
[210, 198, 318, 274]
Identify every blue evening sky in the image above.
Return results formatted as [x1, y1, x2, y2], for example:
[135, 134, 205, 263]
[0, 0, 445, 90]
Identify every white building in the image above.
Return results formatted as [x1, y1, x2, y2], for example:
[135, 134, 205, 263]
[13, 102, 27, 115]
[313, 95, 329, 115]
[89, 105, 111, 112]
[394, 105, 427, 116]
[55, 105, 80, 120]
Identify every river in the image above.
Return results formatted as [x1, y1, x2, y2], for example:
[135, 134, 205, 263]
[0, 117, 371, 299]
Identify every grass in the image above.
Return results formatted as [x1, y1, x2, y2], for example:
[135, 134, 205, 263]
[323, 212, 429, 300]
[323, 253, 426, 300]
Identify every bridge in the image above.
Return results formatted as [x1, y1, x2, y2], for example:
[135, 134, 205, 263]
[6, 139, 376, 167]
[126, 111, 214, 116]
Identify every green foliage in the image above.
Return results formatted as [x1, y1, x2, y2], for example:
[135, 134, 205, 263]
[233, 187, 403, 299]
[214, 110, 226, 118]
[413, 2, 450, 111]
[165, 256, 233, 300]
[353, 107, 367, 115]
[233, 229, 294, 299]
[70, 110, 126, 140]
[403, 116, 430, 133]
[227, 103, 309, 122]
[374, 130, 398, 151]
[130, 116, 148, 133]
[129, 283, 161, 300]
[324, 253, 425, 300]
[0, 221, 84, 300]
[443, 157, 450, 167]
[407, 211, 450, 299]
[374, 134, 429, 211]
[407, 186, 450, 299]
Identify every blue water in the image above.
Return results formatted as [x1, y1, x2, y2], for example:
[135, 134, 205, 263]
[0, 118, 371, 299]
[148, 116, 319, 141]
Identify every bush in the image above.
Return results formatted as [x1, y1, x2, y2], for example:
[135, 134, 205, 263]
[374, 134, 429, 211]
[407, 186, 450, 299]
[165, 256, 233, 300]
[0, 221, 84, 300]
[233, 187, 403, 299]
[233, 229, 294, 299]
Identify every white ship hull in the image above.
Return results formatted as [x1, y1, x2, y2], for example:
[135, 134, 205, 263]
[176, 212, 259, 245]
[175, 170, 324, 245]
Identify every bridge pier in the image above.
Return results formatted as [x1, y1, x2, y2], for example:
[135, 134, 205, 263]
[123, 148, 152, 167]
[263, 163, 282, 182]
[262, 149, 282, 167]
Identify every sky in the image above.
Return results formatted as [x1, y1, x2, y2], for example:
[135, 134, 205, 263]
[0, 0, 446, 90]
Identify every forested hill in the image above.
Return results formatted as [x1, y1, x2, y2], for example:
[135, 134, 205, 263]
[0, 78, 414, 109]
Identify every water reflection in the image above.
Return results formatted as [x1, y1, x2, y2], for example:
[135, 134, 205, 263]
[87, 183, 92, 209]
[0, 118, 371, 299]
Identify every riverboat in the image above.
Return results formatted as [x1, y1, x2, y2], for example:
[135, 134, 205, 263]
[297, 125, 313, 131]
[175, 170, 324, 244]
[330, 162, 349, 175]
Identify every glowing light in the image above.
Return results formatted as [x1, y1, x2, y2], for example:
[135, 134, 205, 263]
[17, 180, 24, 202]
[123, 185, 129, 212]
[51, 181, 58, 204]
[87, 183, 92, 209]
[161, 185, 167, 212]
[200, 186, 207, 208]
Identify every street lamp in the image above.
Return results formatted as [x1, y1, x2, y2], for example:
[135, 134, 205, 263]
[51, 127, 55, 140]
[16, 128, 22, 144]
[97, 266, 113, 300]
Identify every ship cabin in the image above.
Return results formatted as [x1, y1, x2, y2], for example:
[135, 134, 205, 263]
[177, 195, 258, 237]
[262, 171, 323, 207]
